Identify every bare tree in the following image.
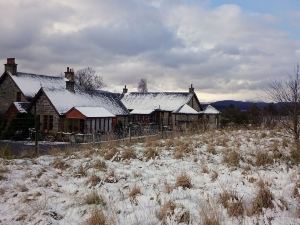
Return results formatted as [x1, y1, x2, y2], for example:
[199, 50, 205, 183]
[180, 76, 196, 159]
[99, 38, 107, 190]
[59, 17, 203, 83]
[137, 78, 148, 93]
[76, 67, 105, 91]
[267, 65, 300, 151]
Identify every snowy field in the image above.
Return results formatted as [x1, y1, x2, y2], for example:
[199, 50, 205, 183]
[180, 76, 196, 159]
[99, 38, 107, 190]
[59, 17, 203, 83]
[1, 128, 300, 225]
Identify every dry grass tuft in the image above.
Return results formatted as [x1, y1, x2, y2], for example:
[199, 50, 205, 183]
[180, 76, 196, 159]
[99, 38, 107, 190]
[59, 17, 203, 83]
[200, 201, 221, 225]
[87, 208, 108, 225]
[293, 183, 300, 198]
[75, 164, 87, 177]
[129, 186, 141, 203]
[158, 201, 176, 224]
[52, 158, 69, 170]
[144, 147, 159, 160]
[175, 173, 192, 189]
[251, 180, 274, 214]
[121, 148, 136, 160]
[88, 174, 102, 186]
[16, 183, 28, 192]
[202, 165, 209, 174]
[84, 191, 106, 206]
[223, 150, 240, 167]
[207, 144, 216, 154]
[255, 152, 273, 166]
[210, 170, 218, 182]
[102, 147, 119, 161]
[93, 160, 107, 171]
[219, 190, 244, 217]
[164, 182, 174, 194]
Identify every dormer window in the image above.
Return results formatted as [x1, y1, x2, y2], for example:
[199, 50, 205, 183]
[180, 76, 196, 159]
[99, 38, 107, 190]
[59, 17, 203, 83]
[16, 92, 21, 101]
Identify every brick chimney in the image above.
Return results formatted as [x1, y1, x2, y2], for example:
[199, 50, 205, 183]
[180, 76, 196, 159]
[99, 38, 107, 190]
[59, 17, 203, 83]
[5, 58, 17, 75]
[189, 84, 194, 93]
[123, 85, 128, 94]
[65, 67, 75, 93]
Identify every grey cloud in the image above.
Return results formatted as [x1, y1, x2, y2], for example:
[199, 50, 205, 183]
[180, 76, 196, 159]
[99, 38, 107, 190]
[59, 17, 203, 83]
[0, 0, 299, 101]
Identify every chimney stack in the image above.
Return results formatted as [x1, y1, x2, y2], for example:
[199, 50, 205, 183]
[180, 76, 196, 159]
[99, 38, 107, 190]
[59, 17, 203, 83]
[65, 67, 75, 93]
[189, 84, 194, 93]
[123, 85, 128, 94]
[5, 58, 17, 75]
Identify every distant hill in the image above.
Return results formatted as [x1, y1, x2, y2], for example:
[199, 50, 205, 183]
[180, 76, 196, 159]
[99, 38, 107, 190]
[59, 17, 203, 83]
[202, 100, 270, 111]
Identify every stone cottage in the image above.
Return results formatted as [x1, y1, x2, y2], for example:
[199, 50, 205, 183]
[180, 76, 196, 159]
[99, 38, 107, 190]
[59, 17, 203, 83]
[121, 85, 204, 130]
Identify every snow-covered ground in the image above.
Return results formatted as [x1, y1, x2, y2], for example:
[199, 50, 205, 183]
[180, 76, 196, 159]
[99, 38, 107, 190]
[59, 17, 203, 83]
[1, 129, 300, 225]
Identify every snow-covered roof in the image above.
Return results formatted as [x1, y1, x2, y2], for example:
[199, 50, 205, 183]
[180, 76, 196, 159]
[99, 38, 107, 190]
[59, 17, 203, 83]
[9, 72, 65, 98]
[121, 92, 194, 112]
[42, 88, 129, 116]
[73, 107, 115, 118]
[173, 104, 199, 114]
[201, 105, 220, 114]
[13, 102, 30, 113]
[130, 109, 155, 115]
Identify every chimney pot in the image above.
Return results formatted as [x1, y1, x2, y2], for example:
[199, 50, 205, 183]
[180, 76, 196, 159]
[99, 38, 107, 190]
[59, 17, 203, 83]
[123, 85, 128, 94]
[189, 84, 194, 93]
[5, 58, 17, 75]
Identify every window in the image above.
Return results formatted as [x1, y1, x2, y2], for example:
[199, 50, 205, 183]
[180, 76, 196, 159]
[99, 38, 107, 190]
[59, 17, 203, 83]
[49, 116, 53, 130]
[16, 92, 22, 101]
[42, 115, 54, 131]
[43, 115, 48, 130]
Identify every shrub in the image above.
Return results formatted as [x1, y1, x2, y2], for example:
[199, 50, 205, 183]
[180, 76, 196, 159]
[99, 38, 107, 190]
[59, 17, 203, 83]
[175, 173, 192, 189]
[251, 180, 274, 214]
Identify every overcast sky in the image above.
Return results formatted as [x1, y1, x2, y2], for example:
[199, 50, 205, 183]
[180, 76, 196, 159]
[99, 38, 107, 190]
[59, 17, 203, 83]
[1, 0, 300, 102]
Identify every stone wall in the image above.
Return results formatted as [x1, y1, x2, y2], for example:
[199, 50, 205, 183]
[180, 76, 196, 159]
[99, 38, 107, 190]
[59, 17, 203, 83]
[32, 93, 61, 133]
[0, 75, 27, 114]
[187, 94, 201, 112]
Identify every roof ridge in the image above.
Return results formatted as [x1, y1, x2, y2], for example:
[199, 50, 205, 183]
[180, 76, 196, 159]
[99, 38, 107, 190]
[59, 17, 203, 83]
[17, 72, 62, 79]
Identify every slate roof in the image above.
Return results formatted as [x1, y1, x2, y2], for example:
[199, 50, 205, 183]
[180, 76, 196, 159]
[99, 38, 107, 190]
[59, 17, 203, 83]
[201, 105, 220, 114]
[121, 92, 196, 112]
[13, 102, 30, 113]
[7, 72, 65, 98]
[40, 88, 129, 116]
[173, 104, 199, 114]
